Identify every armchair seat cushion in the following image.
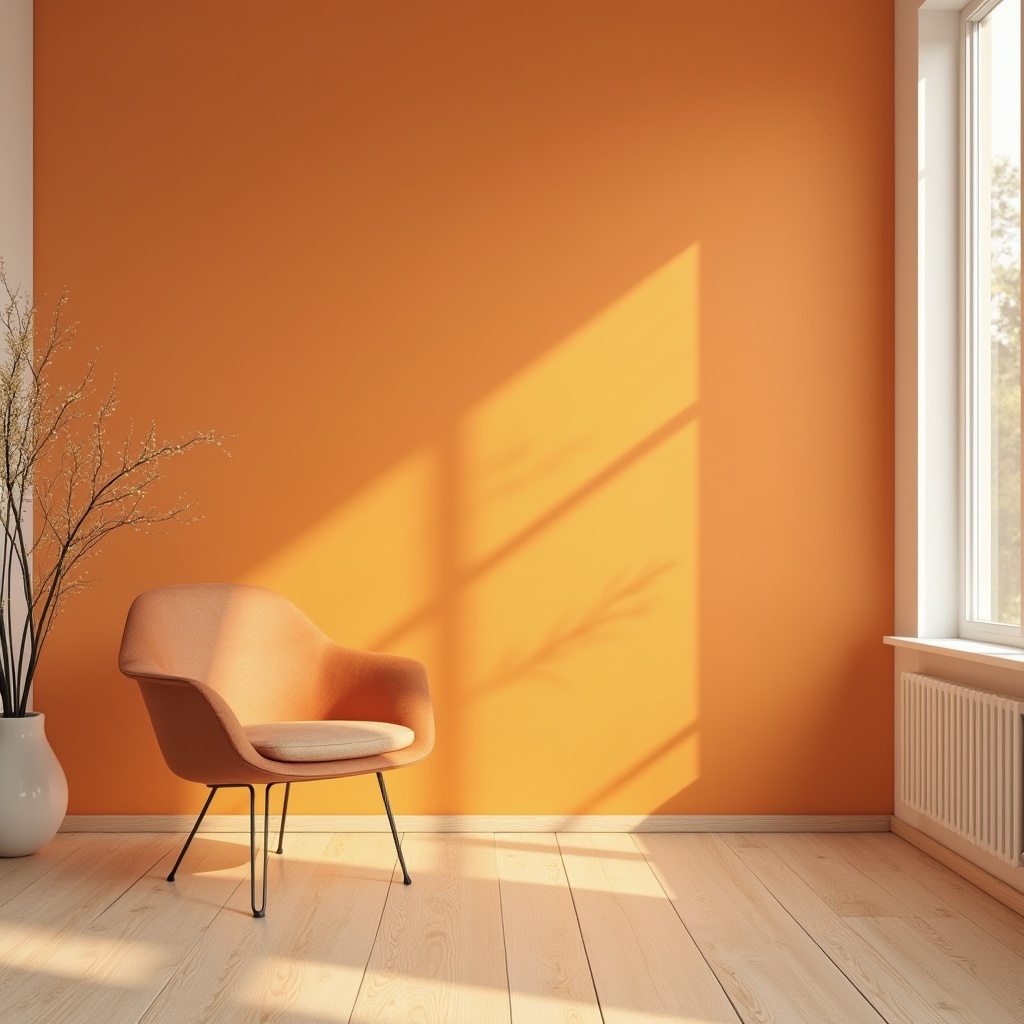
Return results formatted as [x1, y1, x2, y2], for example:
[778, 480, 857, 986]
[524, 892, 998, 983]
[244, 720, 415, 762]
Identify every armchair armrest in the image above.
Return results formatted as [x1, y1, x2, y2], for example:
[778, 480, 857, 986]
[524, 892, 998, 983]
[316, 645, 434, 760]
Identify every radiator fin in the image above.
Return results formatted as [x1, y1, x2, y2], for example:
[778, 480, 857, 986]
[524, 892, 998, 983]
[899, 671, 1024, 867]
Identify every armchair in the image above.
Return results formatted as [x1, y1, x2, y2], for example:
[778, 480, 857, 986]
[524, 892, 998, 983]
[118, 583, 433, 917]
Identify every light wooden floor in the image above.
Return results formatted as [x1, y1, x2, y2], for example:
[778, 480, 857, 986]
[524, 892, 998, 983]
[1, 831, 1023, 1023]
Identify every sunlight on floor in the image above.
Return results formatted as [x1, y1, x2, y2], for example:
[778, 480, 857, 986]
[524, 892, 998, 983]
[0, 921, 164, 983]
[235, 957, 366, 1018]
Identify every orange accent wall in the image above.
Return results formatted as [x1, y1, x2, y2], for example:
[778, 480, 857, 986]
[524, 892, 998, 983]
[32, 0, 894, 816]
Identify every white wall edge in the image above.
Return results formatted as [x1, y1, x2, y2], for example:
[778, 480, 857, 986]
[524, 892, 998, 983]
[59, 814, 893, 834]
[0, 0, 33, 714]
[0, 0, 33, 288]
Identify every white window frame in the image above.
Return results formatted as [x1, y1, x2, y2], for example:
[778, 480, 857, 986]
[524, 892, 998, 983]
[959, 0, 1023, 645]
[891, 0, 1024, 665]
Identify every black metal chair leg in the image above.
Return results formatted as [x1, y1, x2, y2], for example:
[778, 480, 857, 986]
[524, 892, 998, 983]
[171, 777, 409, 917]
[168, 786, 219, 882]
[276, 782, 291, 855]
[377, 772, 411, 885]
[248, 784, 276, 918]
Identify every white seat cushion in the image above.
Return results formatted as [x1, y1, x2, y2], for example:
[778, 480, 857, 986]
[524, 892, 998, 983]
[244, 720, 415, 762]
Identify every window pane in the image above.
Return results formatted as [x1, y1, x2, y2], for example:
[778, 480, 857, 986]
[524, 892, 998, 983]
[970, 0, 1021, 626]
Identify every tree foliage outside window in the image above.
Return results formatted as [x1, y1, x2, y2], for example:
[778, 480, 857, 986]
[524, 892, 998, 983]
[991, 156, 1021, 625]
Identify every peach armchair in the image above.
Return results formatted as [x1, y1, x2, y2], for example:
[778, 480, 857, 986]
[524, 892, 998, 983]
[118, 583, 433, 917]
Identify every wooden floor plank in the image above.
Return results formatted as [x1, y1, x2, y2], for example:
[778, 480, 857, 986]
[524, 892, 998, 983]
[0, 832, 98, 907]
[0, 833, 179, 996]
[849, 832, 1024, 958]
[722, 833, 959, 1024]
[494, 833, 601, 1024]
[816, 833, 1024, 1019]
[558, 831, 740, 1024]
[759, 834, 1024, 1024]
[638, 833, 883, 1024]
[0, 833, 250, 1024]
[140, 832, 397, 1024]
[3, 829, 1023, 1024]
[351, 833, 511, 1024]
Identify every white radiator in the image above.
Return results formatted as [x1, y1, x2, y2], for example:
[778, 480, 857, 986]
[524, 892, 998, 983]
[900, 671, 1024, 866]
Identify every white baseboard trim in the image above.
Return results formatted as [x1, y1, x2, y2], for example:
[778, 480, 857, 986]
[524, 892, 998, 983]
[60, 814, 893, 834]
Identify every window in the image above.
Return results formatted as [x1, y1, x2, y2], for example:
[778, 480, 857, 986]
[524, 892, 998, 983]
[962, 0, 1022, 643]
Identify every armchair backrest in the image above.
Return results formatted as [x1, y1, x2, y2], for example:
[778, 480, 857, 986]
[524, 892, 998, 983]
[119, 583, 330, 724]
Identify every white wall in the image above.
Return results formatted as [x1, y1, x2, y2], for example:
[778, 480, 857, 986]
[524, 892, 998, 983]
[0, 0, 33, 293]
[0, 0, 32, 713]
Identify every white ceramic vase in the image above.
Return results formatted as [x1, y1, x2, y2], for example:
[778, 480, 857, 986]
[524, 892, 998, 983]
[0, 712, 68, 857]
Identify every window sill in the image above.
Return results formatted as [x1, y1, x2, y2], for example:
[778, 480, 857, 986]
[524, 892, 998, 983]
[885, 636, 1024, 672]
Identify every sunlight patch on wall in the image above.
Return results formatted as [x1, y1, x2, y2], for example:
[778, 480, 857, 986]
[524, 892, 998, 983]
[240, 447, 435, 650]
[237, 247, 701, 815]
[455, 246, 701, 813]
[575, 726, 700, 814]
[462, 247, 700, 566]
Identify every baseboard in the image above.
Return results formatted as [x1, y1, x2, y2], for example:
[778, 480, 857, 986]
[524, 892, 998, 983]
[60, 813, 892, 834]
[890, 818, 1024, 917]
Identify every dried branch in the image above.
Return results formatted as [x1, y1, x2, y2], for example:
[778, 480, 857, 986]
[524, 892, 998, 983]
[0, 261, 224, 716]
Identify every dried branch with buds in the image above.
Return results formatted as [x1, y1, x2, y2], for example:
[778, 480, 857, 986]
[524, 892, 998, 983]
[0, 263, 223, 717]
